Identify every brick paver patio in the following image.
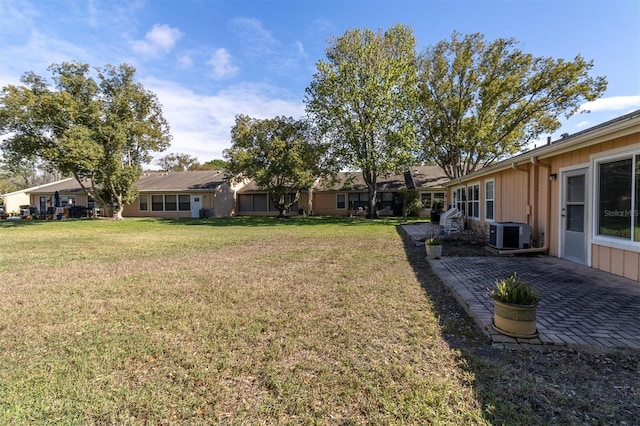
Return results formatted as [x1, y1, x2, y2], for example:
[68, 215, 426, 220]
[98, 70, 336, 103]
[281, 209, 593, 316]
[402, 223, 640, 352]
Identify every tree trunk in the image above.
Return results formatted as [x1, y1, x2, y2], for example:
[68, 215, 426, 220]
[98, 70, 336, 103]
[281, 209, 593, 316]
[111, 194, 125, 220]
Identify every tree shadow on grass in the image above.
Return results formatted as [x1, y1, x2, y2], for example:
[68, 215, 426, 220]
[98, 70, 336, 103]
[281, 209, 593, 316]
[156, 215, 421, 228]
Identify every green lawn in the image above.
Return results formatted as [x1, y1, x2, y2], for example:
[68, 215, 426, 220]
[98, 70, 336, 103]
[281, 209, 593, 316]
[0, 217, 637, 425]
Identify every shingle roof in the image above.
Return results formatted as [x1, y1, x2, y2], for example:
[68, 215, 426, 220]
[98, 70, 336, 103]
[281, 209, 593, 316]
[408, 166, 450, 189]
[314, 166, 448, 192]
[135, 171, 226, 191]
[27, 171, 227, 194]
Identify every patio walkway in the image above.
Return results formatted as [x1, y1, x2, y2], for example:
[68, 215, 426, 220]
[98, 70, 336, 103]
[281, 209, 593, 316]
[402, 223, 640, 353]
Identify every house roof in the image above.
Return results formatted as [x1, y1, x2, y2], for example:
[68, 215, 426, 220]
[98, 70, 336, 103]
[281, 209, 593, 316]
[26, 178, 86, 194]
[314, 171, 408, 192]
[135, 171, 226, 191]
[312, 166, 448, 192]
[444, 109, 640, 186]
[2, 178, 77, 196]
[27, 171, 227, 194]
[407, 166, 449, 189]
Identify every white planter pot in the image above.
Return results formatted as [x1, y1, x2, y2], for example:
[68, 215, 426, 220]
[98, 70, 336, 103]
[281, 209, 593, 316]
[425, 244, 442, 259]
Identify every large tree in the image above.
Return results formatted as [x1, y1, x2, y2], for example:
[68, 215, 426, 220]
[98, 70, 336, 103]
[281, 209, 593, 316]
[305, 24, 418, 218]
[224, 115, 332, 218]
[416, 32, 607, 179]
[156, 152, 199, 171]
[0, 61, 171, 219]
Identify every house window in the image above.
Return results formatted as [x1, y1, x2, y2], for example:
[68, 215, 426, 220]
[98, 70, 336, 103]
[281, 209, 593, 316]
[61, 195, 76, 207]
[151, 195, 164, 211]
[88, 196, 95, 210]
[420, 193, 432, 209]
[336, 193, 346, 209]
[421, 192, 445, 209]
[178, 195, 190, 211]
[597, 155, 640, 242]
[348, 193, 368, 210]
[139, 195, 148, 211]
[453, 187, 466, 214]
[238, 194, 269, 212]
[253, 194, 268, 211]
[467, 184, 480, 219]
[485, 180, 495, 221]
[165, 195, 177, 211]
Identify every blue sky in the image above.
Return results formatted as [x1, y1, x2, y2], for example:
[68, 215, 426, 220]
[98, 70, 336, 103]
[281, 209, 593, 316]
[1, 0, 639, 164]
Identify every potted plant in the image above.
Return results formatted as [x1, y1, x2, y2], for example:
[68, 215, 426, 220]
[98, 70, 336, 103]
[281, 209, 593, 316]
[424, 237, 443, 259]
[490, 272, 541, 338]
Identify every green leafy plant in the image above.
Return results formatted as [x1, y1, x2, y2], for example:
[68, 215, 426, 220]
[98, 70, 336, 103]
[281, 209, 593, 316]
[425, 237, 442, 245]
[491, 272, 540, 306]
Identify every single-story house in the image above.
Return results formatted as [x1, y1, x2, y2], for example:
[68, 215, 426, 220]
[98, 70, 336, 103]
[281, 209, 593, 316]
[26, 178, 95, 218]
[1, 186, 33, 215]
[235, 180, 308, 216]
[26, 170, 242, 219]
[122, 171, 240, 218]
[310, 166, 448, 216]
[443, 109, 640, 280]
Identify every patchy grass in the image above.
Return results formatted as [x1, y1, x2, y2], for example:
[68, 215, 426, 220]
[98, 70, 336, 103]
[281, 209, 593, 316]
[0, 217, 485, 424]
[0, 217, 637, 424]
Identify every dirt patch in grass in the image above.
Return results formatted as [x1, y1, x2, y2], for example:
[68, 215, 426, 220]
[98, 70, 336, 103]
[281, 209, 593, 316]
[402, 231, 640, 425]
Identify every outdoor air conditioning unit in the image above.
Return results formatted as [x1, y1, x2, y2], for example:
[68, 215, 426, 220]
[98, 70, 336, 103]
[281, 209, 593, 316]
[489, 222, 531, 249]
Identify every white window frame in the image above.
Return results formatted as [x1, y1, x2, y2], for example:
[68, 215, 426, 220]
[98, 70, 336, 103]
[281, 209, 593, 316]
[336, 193, 346, 210]
[591, 146, 640, 252]
[452, 186, 466, 215]
[485, 179, 495, 222]
[467, 182, 480, 220]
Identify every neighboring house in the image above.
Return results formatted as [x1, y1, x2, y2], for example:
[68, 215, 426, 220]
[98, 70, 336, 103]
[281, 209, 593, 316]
[444, 109, 640, 280]
[25, 178, 93, 217]
[122, 171, 240, 218]
[409, 166, 450, 215]
[1, 187, 33, 215]
[310, 166, 448, 216]
[235, 180, 309, 216]
[26, 171, 243, 219]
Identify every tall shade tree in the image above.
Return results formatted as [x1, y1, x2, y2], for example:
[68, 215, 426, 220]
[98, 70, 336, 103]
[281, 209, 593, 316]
[224, 115, 332, 218]
[416, 32, 607, 179]
[305, 24, 418, 218]
[156, 152, 199, 171]
[0, 62, 171, 219]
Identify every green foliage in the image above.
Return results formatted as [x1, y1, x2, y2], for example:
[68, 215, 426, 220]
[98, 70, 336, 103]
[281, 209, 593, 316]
[203, 159, 228, 170]
[0, 61, 172, 219]
[424, 237, 442, 245]
[224, 115, 333, 217]
[306, 24, 419, 217]
[156, 152, 199, 171]
[401, 189, 423, 216]
[416, 32, 607, 179]
[491, 273, 541, 306]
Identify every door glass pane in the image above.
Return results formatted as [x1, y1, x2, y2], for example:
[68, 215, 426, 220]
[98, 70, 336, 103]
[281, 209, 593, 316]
[567, 205, 584, 232]
[567, 175, 585, 202]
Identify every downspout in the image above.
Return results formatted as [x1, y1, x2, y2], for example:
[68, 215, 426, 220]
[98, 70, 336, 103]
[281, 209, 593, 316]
[498, 157, 551, 255]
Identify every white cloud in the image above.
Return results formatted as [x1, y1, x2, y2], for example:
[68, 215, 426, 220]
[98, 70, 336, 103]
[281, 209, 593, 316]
[177, 53, 193, 68]
[208, 48, 239, 79]
[295, 40, 307, 58]
[144, 78, 304, 162]
[231, 17, 278, 58]
[579, 96, 640, 113]
[132, 24, 183, 57]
